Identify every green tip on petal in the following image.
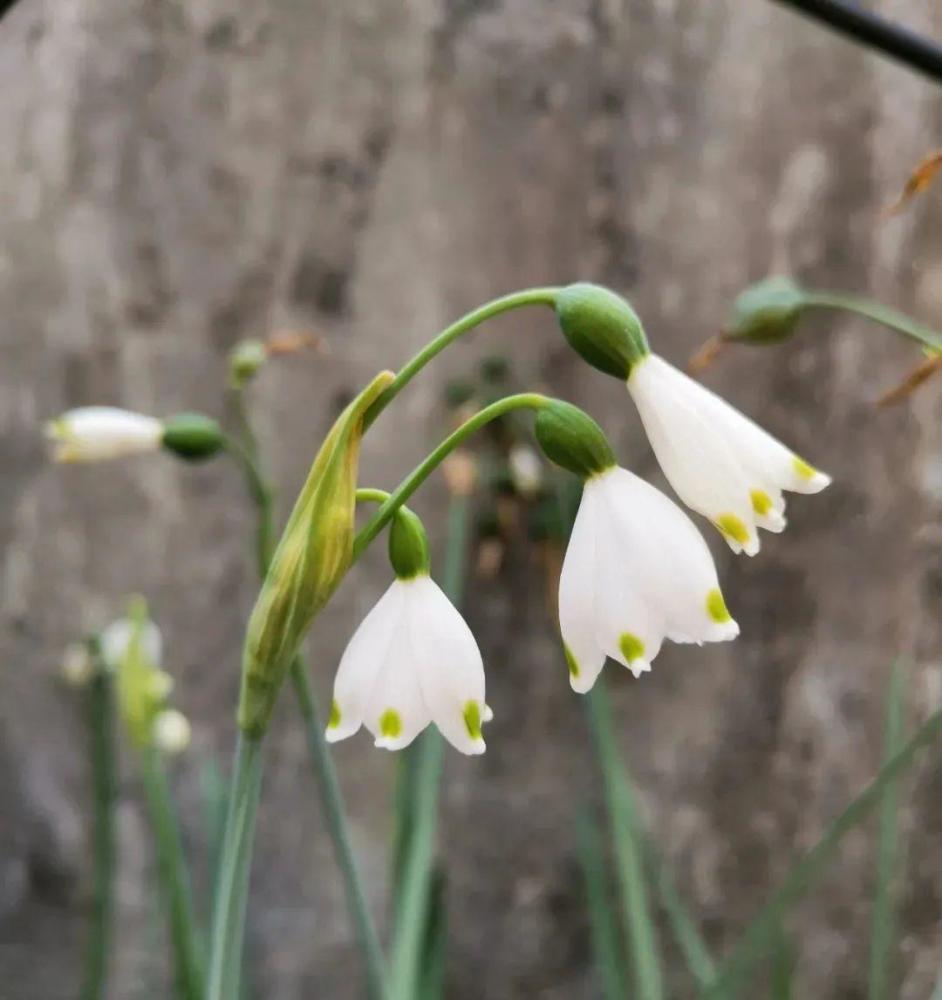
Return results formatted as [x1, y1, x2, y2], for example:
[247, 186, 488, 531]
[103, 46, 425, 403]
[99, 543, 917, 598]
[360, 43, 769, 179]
[706, 588, 733, 624]
[328, 699, 341, 729]
[715, 512, 750, 545]
[379, 708, 402, 738]
[750, 489, 773, 516]
[619, 632, 645, 662]
[564, 644, 580, 678]
[463, 701, 483, 740]
[792, 455, 818, 481]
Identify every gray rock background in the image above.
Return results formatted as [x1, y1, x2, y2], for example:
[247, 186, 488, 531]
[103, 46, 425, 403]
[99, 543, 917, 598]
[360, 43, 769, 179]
[1, 0, 941, 997]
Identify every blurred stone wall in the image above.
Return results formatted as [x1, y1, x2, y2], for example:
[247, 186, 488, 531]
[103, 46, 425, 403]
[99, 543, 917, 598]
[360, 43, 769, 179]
[1, 1, 940, 997]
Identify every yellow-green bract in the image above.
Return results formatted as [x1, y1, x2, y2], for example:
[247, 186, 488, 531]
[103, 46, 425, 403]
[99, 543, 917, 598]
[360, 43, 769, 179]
[238, 370, 395, 737]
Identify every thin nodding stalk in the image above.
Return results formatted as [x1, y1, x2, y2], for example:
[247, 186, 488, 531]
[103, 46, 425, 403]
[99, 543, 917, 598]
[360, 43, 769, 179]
[361, 287, 559, 431]
[804, 291, 942, 354]
[353, 393, 548, 560]
[80, 650, 117, 1000]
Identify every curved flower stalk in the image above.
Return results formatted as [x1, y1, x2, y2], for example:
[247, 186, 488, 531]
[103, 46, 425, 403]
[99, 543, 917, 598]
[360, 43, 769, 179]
[534, 401, 739, 690]
[328, 506, 490, 755]
[46, 406, 224, 463]
[554, 283, 831, 556]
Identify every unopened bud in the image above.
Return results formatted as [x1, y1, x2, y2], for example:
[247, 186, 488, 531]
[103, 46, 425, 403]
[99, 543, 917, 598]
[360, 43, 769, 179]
[152, 709, 191, 754]
[534, 400, 616, 481]
[229, 339, 268, 388]
[726, 277, 807, 345]
[161, 413, 225, 461]
[556, 283, 649, 379]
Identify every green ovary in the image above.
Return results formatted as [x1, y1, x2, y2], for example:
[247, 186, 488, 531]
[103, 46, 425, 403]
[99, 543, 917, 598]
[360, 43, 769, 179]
[564, 644, 580, 678]
[706, 588, 733, 624]
[750, 489, 773, 516]
[792, 455, 818, 480]
[619, 632, 645, 663]
[379, 708, 403, 738]
[715, 512, 750, 545]
[463, 701, 483, 740]
[328, 699, 341, 729]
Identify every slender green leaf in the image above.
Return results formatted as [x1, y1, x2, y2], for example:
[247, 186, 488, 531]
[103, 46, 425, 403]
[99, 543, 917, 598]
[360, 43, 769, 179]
[643, 833, 715, 988]
[933, 973, 942, 1000]
[418, 868, 448, 1000]
[587, 682, 664, 1000]
[199, 757, 230, 902]
[869, 660, 907, 1000]
[705, 707, 942, 998]
[576, 808, 630, 1000]
[770, 921, 793, 1000]
[81, 663, 117, 1000]
[139, 746, 207, 1000]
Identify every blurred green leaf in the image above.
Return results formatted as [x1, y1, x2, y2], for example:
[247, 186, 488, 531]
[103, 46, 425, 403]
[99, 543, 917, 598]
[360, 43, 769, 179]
[576, 808, 630, 1000]
[705, 706, 942, 998]
[869, 660, 907, 1000]
[587, 682, 664, 1000]
[770, 921, 794, 1000]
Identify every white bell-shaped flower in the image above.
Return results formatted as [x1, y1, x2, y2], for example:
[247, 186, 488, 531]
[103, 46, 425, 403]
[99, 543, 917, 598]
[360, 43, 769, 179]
[326, 575, 490, 754]
[100, 616, 163, 670]
[46, 407, 164, 463]
[627, 355, 830, 555]
[559, 466, 739, 692]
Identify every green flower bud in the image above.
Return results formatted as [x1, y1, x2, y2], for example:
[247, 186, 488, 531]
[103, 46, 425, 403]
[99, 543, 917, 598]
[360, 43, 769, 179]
[162, 413, 225, 461]
[238, 370, 395, 737]
[229, 339, 269, 387]
[726, 276, 808, 345]
[556, 283, 649, 379]
[388, 506, 430, 579]
[534, 399, 616, 481]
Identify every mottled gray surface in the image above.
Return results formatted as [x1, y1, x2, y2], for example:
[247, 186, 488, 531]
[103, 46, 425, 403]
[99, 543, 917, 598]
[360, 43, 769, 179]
[1, 0, 941, 997]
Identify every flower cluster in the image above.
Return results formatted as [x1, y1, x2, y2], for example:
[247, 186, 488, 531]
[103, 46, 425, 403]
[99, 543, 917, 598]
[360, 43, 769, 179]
[47, 282, 831, 757]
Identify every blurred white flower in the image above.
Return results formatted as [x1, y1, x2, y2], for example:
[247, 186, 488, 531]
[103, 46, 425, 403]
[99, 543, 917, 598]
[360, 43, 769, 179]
[627, 354, 830, 555]
[508, 444, 543, 496]
[45, 406, 163, 463]
[152, 709, 191, 754]
[559, 466, 739, 693]
[326, 576, 491, 755]
[100, 617, 163, 670]
[61, 643, 94, 686]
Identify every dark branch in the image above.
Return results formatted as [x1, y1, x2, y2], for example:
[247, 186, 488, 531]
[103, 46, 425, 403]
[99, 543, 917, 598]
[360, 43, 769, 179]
[769, 0, 942, 84]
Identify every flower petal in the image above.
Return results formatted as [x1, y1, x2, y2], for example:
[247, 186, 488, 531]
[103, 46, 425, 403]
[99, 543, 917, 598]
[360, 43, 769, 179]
[46, 407, 164, 463]
[326, 581, 405, 743]
[407, 576, 488, 755]
[558, 485, 608, 693]
[597, 468, 740, 646]
[628, 356, 761, 555]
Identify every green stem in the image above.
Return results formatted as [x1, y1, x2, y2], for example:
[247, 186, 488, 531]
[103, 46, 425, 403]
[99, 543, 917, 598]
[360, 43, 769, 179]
[361, 287, 559, 431]
[587, 683, 664, 1000]
[222, 431, 275, 576]
[290, 662, 389, 1000]
[139, 746, 207, 1000]
[804, 292, 942, 353]
[353, 393, 548, 560]
[226, 394, 389, 1000]
[80, 660, 117, 1000]
[207, 734, 264, 1000]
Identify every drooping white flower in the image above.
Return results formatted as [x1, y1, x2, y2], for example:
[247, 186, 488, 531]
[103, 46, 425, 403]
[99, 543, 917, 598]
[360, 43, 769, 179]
[45, 407, 164, 463]
[100, 617, 163, 670]
[627, 354, 830, 555]
[153, 709, 191, 754]
[326, 575, 491, 755]
[559, 466, 739, 692]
